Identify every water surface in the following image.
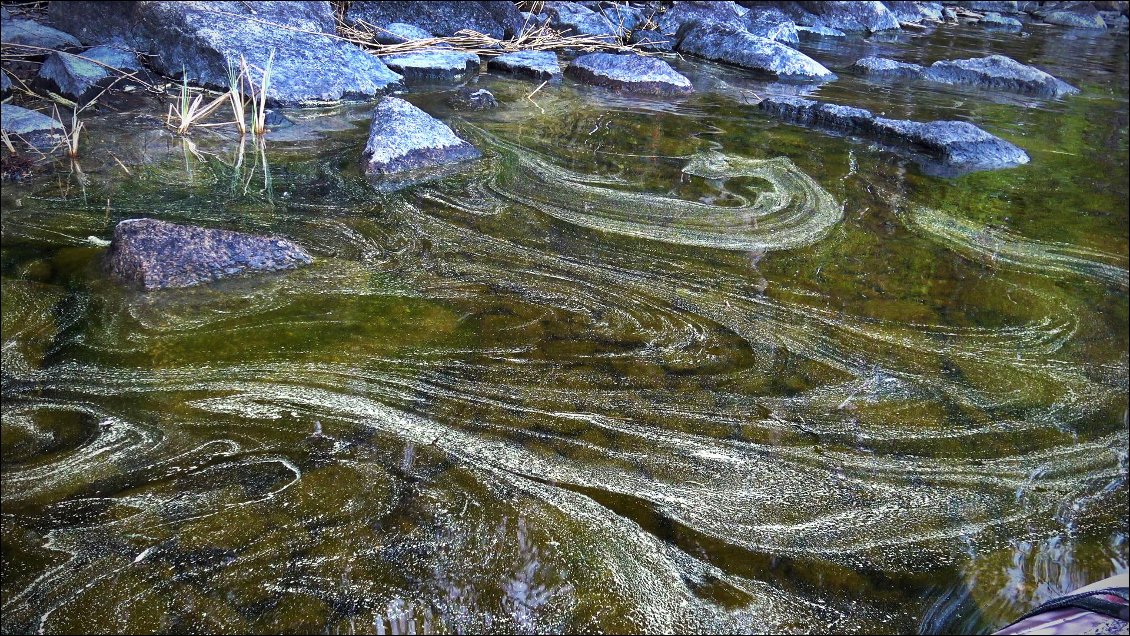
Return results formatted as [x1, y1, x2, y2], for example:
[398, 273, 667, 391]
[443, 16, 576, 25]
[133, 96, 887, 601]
[2, 23, 1127, 634]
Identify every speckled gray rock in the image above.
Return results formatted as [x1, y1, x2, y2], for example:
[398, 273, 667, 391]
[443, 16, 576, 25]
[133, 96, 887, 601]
[678, 21, 836, 82]
[0, 18, 81, 49]
[543, 1, 625, 38]
[1039, 3, 1107, 28]
[1, 72, 11, 97]
[362, 97, 481, 176]
[795, 1, 901, 31]
[851, 56, 926, 79]
[759, 96, 1029, 174]
[36, 46, 143, 104]
[106, 219, 313, 290]
[382, 50, 480, 84]
[448, 86, 498, 110]
[957, 1, 1020, 13]
[883, 1, 944, 24]
[487, 50, 561, 81]
[980, 12, 1023, 29]
[926, 55, 1078, 97]
[346, 1, 524, 39]
[0, 104, 64, 149]
[743, 6, 801, 44]
[373, 22, 434, 44]
[565, 52, 692, 95]
[656, 1, 747, 35]
[852, 54, 1077, 98]
[47, 1, 402, 107]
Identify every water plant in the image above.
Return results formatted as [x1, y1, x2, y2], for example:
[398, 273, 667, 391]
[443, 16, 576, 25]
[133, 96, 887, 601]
[166, 66, 230, 135]
[249, 49, 275, 136]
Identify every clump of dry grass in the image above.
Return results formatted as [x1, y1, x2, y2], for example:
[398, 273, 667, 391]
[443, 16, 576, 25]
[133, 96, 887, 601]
[339, 19, 649, 58]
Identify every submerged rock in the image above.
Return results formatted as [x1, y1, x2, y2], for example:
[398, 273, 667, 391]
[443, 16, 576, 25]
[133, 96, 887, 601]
[759, 96, 1030, 173]
[361, 97, 481, 176]
[852, 54, 1078, 98]
[382, 50, 481, 84]
[0, 18, 81, 50]
[980, 12, 1024, 29]
[36, 46, 144, 105]
[678, 21, 836, 82]
[47, 1, 402, 107]
[0, 104, 64, 149]
[448, 86, 498, 110]
[851, 56, 926, 79]
[106, 219, 313, 290]
[927, 55, 1077, 97]
[487, 50, 562, 81]
[565, 52, 692, 95]
[346, 1, 524, 39]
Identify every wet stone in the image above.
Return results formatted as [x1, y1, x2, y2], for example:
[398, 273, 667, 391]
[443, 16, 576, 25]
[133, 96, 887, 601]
[361, 97, 481, 175]
[448, 86, 499, 110]
[0, 104, 65, 149]
[346, 0, 524, 39]
[35, 45, 143, 105]
[565, 52, 692, 96]
[382, 50, 481, 84]
[105, 219, 313, 290]
[758, 96, 1030, 174]
[980, 12, 1023, 29]
[678, 21, 836, 82]
[47, 1, 402, 107]
[487, 50, 562, 81]
[0, 18, 81, 49]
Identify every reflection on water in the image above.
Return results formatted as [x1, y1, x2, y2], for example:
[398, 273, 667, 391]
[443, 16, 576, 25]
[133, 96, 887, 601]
[2, 23, 1127, 635]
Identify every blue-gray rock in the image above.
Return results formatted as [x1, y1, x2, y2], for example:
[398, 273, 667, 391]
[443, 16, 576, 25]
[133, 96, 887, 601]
[1100, 11, 1128, 29]
[0, 18, 81, 49]
[565, 52, 692, 95]
[851, 56, 925, 79]
[926, 55, 1078, 97]
[362, 97, 481, 176]
[657, 1, 747, 35]
[956, 1, 1021, 13]
[743, 6, 801, 44]
[346, 1, 524, 39]
[758, 96, 1029, 173]
[852, 54, 1077, 98]
[47, 1, 402, 107]
[373, 22, 435, 44]
[883, 2, 944, 24]
[979, 12, 1024, 29]
[448, 86, 498, 110]
[519, 11, 549, 30]
[36, 45, 143, 104]
[0, 6, 10, 20]
[787, 1, 901, 32]
[0, 104, 64, 149]
[487, 50, 562, 81]
[106, 219, 313, 290]
[1, 71, 11, 97]
[382, 50, 480, 84]
[543, 1, 633, 39]
[1040, 3, 1107, 28]
[678, 21, 836, 82]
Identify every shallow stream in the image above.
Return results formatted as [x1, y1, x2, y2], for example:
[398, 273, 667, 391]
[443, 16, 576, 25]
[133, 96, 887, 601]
[2, 23, 1128, 634]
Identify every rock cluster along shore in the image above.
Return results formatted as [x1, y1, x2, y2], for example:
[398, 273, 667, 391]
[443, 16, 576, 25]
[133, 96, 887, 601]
[3, 0, 1123, 289]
